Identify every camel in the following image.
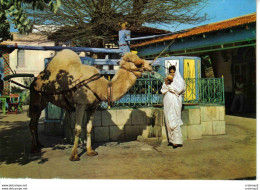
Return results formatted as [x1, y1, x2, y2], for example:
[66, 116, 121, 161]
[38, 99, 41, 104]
[28, 49, 152, 161]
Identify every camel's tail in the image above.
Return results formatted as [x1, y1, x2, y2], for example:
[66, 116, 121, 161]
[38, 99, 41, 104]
[28, 78, 38, 118]
[28, 89, 34, 118]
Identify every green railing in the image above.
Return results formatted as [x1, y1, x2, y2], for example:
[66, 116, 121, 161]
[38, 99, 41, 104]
[184, 78, 225, 105]
[112, 73, 163, 108]
[107, 75, 225, 108]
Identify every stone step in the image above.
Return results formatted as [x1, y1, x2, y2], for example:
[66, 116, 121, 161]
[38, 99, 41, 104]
[225, 115, 256, 130]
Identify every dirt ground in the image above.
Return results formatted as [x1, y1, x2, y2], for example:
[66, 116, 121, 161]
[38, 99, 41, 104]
[0, 108, 256, 180]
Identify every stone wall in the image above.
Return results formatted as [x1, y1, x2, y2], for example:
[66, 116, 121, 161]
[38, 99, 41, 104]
[57, 105, 225, 144]
[178, 106, 226, 141]
[62, 108, 155, 143]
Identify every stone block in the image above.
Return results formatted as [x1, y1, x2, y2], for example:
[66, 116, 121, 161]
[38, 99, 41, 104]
[161, 125, 168, 142]
[200, 106, 218, 122]
[125, 125, 143, 140]
[116, 109, 132, 125]
[40, 110, 45, 118]
[217, 106, 225, 121]
[131, 109, 148, 125]
[212, 121, 226, 135]
[94, 126, 109, 142]
[93, 111, 102, 127]
[101, 110, 117, 126]
[141, 125, 152, 138]
[109, 125, 125, 141]
[225, 115, 256, 128]
[189, 109, 201, 124]
[139, 108, 154, 124]
[182, 109, 201, 125]
[44, 121, 54, 134]
[64, 111, 76, 129]
[182, 109, 189, 125]
[154, 109, 164, 126]
[181, 125, 188, 140]
[64, 111, 98, 142]
[63, 114, 73, 143]
[201, 121, 213, 135]
[44, 121, 63, 136]
[187, 124, 202, 140]
[63, 112, 90, 144]
[153, 125, 162, 137]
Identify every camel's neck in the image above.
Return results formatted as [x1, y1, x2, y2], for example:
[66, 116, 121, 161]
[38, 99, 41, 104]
[110, 68, 138, 101]
[93, 68, 138, 102]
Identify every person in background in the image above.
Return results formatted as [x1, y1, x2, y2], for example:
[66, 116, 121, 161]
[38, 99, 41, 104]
[118, 22, 131, 56]
[231, 76, 244, 113]
[161, 65, 186, 149]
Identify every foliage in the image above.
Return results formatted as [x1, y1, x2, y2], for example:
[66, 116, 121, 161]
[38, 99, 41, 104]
[10, 77, 33, 104]
[10, 85, 23, 93]
[23, 76, 34, 87]
[26, 0, 209, 47]
[0, 0, 61, 41]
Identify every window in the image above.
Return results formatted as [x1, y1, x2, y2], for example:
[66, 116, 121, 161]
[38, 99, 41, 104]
[17, 50, 25, 67]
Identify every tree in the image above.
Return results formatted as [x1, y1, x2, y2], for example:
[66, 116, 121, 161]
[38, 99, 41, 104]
[26, 0, 209, 47]
[0, 0, 61, 41]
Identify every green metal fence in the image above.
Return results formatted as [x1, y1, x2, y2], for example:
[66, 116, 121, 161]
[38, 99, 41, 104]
[109, 74, 225, 108]
[184, 77, 225, 105]
[112, 73, 163, 108]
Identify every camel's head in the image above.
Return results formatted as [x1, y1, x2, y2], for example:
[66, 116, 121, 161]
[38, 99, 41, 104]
[121, 53, 153, 76]
[142, 60, 153, 72]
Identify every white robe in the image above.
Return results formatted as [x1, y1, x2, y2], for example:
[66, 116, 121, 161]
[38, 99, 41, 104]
[161, 72, 185, 145]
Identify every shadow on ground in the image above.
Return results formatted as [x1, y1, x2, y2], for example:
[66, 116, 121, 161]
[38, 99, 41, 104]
[0, 120, 40, 165]
[0, 108, 162, 165]
[0, 119, 69, 166]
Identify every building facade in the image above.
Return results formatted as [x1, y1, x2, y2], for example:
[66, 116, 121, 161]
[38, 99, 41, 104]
[0, 33, 56, 92]
[132, 13, 256, 115]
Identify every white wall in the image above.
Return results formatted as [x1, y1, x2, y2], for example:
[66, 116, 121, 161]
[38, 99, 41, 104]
[8, 41, 55, 90]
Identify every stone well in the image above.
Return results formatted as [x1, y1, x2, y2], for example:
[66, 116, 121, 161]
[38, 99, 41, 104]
[47, 105, 226, 144]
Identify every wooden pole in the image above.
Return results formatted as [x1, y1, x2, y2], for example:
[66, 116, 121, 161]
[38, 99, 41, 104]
[3, 53, 10, 94]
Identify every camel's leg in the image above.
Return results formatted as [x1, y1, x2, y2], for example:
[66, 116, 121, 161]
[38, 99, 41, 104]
[85, 107, 98, 156]
[29, 110, 42, 152]
[29, 92, 48, 153]
[29, 110, 40, 153]
[70, 104, 86, 161]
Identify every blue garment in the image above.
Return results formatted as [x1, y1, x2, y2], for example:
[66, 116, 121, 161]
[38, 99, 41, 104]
[119, 45, 130, 56]
[118, 30, 131, 56]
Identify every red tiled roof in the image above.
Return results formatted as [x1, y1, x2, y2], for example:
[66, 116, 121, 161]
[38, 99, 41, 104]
[129, 26, 171, 35]
[132, 13, 256, 48]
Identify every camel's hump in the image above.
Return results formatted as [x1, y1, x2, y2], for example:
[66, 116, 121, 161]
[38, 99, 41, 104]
[47, 49, 82, 72]
[34, 50, 100, 93]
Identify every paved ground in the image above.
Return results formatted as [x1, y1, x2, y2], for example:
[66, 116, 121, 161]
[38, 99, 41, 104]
[0, 108, 256, 180]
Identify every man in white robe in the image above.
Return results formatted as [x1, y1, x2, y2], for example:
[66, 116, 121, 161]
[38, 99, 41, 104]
[161, 65, 186, 148]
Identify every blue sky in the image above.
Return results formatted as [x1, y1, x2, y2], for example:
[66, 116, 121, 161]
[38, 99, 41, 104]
[164, 0, 256, 32]
[148, 0, 256, 32]
[10, 0, 256, 33]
